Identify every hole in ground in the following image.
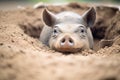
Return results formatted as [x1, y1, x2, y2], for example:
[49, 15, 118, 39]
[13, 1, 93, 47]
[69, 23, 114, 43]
[19, 18, 44, 39]
[19, 4, 120, 52]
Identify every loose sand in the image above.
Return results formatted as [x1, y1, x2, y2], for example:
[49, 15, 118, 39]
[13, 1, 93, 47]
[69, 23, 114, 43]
[0, 2, 120, 80]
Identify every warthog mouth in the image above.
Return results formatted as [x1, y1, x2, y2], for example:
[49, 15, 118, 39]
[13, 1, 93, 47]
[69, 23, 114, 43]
[54, 47, 83, 53]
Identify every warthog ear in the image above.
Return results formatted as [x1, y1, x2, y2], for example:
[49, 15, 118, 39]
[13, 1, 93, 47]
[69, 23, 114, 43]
[82, 7, 96, 27]
[42, 8, 56, 27]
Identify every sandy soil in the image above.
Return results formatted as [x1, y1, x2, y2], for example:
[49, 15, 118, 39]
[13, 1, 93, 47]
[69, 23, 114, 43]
[0, 2, 120, 80]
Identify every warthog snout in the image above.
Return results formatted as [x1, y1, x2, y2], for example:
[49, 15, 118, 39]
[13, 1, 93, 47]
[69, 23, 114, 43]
[60, 35, 74, 47]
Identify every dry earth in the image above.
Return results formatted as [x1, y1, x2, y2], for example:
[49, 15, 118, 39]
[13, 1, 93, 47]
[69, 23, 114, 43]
[0, 2, 120, 80]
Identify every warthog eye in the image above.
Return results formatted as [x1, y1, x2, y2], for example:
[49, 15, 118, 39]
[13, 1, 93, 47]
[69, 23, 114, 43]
[52, 28, 59, 38]
[78, 25, 86, 33]
[53, 29, 58, 34]
[81, 28, 85, 33]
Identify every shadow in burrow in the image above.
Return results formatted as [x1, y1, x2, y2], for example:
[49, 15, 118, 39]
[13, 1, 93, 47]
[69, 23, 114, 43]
[19, 3, 120, 52]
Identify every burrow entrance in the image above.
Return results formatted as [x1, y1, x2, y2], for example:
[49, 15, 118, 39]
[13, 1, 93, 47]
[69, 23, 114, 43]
[19, 2, 120, 51]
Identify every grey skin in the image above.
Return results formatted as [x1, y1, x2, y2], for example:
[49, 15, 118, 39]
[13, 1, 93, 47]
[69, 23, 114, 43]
[40, 7, 96, 52]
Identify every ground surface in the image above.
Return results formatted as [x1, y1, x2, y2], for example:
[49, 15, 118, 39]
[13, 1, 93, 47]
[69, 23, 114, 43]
[0, 2, 120, 80]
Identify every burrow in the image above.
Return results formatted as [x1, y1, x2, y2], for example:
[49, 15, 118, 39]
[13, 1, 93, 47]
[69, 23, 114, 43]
[19, 2, 120, 51]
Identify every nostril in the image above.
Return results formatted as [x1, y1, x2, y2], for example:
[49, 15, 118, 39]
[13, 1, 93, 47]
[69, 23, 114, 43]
[69, 38, 73, 43]
[69, 38, 74, 46]
[61, 38, 65, 43]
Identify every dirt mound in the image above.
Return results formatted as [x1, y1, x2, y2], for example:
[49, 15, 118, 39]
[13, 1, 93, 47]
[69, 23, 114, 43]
[0, 2, 120, 80]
